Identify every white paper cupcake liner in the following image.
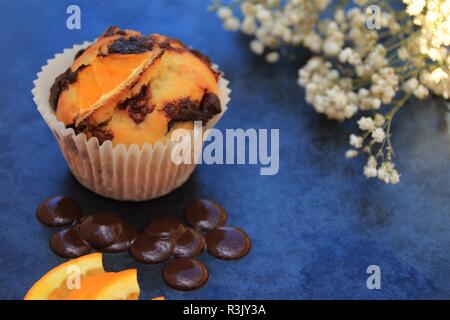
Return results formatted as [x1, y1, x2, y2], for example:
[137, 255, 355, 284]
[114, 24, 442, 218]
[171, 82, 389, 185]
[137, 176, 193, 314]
[32, 42, 230, 201]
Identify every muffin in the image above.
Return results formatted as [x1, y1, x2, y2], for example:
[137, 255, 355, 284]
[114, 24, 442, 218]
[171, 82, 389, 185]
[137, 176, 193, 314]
[33, 26, 230, 201]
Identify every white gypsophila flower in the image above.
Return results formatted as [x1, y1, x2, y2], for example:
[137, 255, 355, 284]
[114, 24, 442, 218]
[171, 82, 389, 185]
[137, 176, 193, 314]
[402, 77, 419, 93]
[357, 116, 375, 131]
[361, 97, 382, 110]
[217, 6, 233, 20]
[304, 33, 322, 52]
[348, 51, 362, 65]
[357, 88, 369, 98]
[346, 149, 358, 158]
[420, 69, 449, 99]
[371, 128, 386, 143]
[390, 170, 400, 184]
[266, 51, 280, 63]
[339, 47, 353, 63]
[414, 84, 430, 99]
[370, 83, 398, 105]
[350, 134, 363, 148]
[364, 156, 378, 178]
[335, 8, 346, 25]
[377, 164, 389, 183]
[256, 8, 271, 23]
[374, 113, 385, 127]
[430, 67, 449, 83]
[323, 39, 342, 56]
[404, 0, 426, 16]
[216, 0, 330, 54]
[398, 47, 409, 60]
[404, 0, 450, 47]
[320, 20, 345, 57]
[298, 57, 359, 121]
[241, 16, 257, 34]
[364, 166, 378, 178]
[250, 39, 265, 55]
[240, 2, 255, 16]
[377, 161, 400, 184]
[224, 17, 241, 31]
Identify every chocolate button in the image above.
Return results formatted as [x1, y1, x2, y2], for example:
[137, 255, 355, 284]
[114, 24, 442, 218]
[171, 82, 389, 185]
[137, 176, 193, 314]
[144, 218, 185, 239]
[205, 226, 251, 260]
[36, 196, 82, 227]
[173, 227, 205, 258]
[184, 199, 227, 231]
[102, 221, 138, 253]
[50, 228, 91, 258]
[79, 212, 123, 248]
[130, 233, 175, 264]
[163, 258, 209, 291]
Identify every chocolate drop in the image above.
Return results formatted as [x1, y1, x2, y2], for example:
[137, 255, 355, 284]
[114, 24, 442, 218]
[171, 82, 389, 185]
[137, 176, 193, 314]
[130, 233, 175, 264]
[163, 258, 208, 291]
[205, 226, 251, 260]
[36, 196, 82, 227]
[102, 221, 138, 253]
[144, 218, 185, 239]
[79, 212, 123, 248]
[173, 228, 205, 258]
[50, 228, 91, 258]
[184, 199, 227, 232]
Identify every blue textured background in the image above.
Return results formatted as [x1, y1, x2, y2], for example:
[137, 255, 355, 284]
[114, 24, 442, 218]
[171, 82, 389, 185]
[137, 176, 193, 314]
[0, 0, 449, 300]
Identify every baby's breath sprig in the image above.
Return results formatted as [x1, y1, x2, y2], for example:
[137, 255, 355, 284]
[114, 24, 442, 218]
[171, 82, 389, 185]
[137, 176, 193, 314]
[210, 0, 329, 63]
[213, 0, 450, 184]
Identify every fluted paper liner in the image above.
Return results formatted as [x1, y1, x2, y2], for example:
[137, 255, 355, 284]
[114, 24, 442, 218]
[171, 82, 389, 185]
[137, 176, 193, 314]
[32, 42, 230, 201]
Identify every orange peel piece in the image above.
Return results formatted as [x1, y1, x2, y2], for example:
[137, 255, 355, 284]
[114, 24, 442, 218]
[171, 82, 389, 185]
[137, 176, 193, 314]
[66, 269, 140, 300]
[24, 253, 140, 300]
[24, 253, 104, 300]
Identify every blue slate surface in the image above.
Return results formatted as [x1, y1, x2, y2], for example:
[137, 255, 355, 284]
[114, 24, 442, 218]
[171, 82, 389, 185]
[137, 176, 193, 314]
[0, 0, 449, 300]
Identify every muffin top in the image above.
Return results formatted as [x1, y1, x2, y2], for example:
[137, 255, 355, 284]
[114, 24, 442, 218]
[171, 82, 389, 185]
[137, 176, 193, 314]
[50, 26, 221, 146]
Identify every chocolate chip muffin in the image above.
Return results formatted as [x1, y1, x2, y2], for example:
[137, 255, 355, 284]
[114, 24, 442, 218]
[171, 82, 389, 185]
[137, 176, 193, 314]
[51, 26, 222, 146]
[34, 26, 230, 200]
